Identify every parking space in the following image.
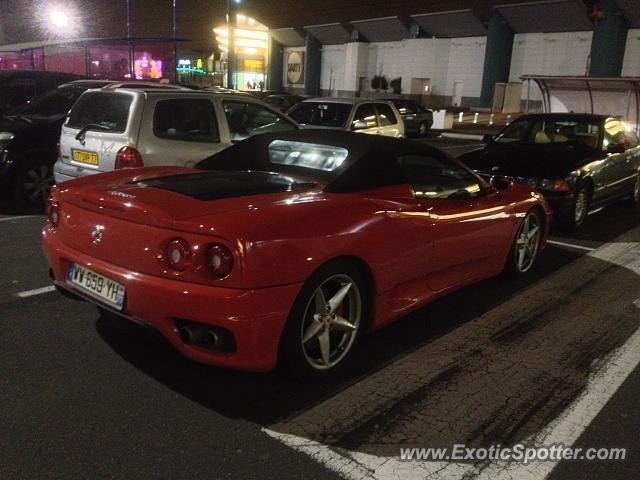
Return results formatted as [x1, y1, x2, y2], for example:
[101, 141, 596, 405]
[1, 135, 639, 479]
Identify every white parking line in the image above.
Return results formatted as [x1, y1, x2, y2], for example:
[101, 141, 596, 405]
[0, 215, 36, 222]
[265, 239, 640, 480]
[547, 240, 596, 252]
[15, 285, 56, 298]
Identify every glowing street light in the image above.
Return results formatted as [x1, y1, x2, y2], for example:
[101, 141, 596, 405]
[49, 9, 69, 29]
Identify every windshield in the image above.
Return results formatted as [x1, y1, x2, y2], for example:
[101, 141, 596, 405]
[494, 117, 600, 149]
[288, 102, 352, 127]
[67, 91, 132, 132]
[10, 87, 83, 120]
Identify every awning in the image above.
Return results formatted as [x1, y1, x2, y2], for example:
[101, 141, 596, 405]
[269, 28, 306, 47]
[0, 37, 187, 53]
[496, 0, 594, 33]
[304, 23, 351, 45]
[410, 10, 487, 38]
[616, 0, 640, 28]
[350, 16, 409, 42]
[522, 75, 640, 134]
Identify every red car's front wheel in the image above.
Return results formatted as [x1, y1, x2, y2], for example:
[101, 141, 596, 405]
[505, 209, 543, 275]
[281, 260, 367, 376]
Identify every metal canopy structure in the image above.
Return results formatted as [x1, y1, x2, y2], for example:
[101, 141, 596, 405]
[410, 10, 487, 38]
[269, 28, 305, 47]
[304, 23, 351, 45]
[350, 16, 409, 43]
[616, 0, 640, 28]
[522, 75, 640, 134]
[496, 0, 594, 33]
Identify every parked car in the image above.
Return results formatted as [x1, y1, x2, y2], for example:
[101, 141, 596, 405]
[0, 70, 84, 116]
[0, 80, 190, 205]
[0, 80, 114, 205]
[458, 113, 640, 229]
[54, 88, 299, 183]
[288, 98, 405, 138]
[43, 130, 551, 375]
[264, 93, 303, 113]
[385, 98, 433, 137]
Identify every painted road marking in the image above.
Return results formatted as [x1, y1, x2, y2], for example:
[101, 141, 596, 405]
[0, 215, 36, 222]
[15, 285, 56, 298]
[547, 240, 596, 253]
[265, 238, 640, 480]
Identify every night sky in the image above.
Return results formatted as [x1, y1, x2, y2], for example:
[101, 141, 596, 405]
[0, 0, 592, 54]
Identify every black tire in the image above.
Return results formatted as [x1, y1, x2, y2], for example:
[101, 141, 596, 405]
[280, 260, 369, 377]
[12, 155, 54, 207]
[417, 121, 429, 138]
[559, 184, 590, 230]
[504, 209, 543, 276]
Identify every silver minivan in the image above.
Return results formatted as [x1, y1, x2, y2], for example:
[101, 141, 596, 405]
[54, 88, 299, 182]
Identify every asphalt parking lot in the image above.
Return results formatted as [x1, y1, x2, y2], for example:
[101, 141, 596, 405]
[1, 137, 639, 480]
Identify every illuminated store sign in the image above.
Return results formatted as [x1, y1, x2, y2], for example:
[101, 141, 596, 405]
[287, 51, 304, 84]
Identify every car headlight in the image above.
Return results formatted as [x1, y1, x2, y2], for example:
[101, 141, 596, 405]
[535, 178, 570, 192]
[0, 131, 15, 150]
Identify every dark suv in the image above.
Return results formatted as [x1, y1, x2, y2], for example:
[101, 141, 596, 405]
[0, 80, 111, 205]
[0, 70, 84, 116]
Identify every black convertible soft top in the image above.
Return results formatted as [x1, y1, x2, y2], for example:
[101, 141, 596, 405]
[196, 130, 451, 193]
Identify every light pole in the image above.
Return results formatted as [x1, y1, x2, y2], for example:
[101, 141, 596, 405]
[226, 0, 241, 89]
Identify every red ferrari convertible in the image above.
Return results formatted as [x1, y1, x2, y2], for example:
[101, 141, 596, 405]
[43, 131, 551, 375]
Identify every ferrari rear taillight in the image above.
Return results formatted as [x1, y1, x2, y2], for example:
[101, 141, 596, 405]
[167, 238, 191, 271]
[207, 244, 234, 279]
[47, 200, 59, 227]
[115, 146, 144, 169]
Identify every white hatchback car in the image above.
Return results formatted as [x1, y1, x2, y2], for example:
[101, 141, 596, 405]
[287, 97, 404, 138]
[54, 88, 298, 182]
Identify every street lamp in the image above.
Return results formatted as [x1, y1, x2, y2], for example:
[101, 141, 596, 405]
[39, 4, 79, 38]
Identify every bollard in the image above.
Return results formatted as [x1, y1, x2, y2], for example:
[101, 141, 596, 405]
[488, 113, 494, 126]
[458, 111, 464, 123]
[473, 112, 479, 124]
[506, 114, 512, 125]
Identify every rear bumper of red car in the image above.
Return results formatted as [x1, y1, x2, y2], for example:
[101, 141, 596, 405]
[42, 227, 302, 372]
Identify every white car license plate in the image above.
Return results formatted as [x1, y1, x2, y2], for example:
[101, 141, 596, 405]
[67, 263, 125, 310]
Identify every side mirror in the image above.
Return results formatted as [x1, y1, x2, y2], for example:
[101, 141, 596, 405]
[490, 175, 513, 192]
[483, 134, 494, 143]
[606, 143, 625, 154]
[352, 120, 368, 131]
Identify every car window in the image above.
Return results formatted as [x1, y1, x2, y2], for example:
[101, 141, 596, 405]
[223, 101, 296, 142]
[494, 118, 534, 144]
[352, 103, 377, 129]
[67, 92, 132, 132]
[528, 119, 600, 148]
[268, 140, 349, 172]
[376, 104, 398, 127]
[288, 102, 352, 127]
[398, 154, 482, 199]
[604, 118, 638, 149]
[153, 98, 219, 143]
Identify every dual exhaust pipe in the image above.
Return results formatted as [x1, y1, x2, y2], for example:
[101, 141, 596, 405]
[178, 324, 222, 350]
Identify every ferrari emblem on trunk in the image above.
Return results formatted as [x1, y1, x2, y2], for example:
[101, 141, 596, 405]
[92, 226, 104, 245]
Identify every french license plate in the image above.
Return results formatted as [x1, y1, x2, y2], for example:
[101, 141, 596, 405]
[72, 149, 99, 166]
[67, 263, 125, 310]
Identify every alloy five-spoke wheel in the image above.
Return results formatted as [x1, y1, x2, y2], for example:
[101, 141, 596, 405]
[506, 209, 542, 275]
[14, 157, 54, 207]
[281, 261, 367, 376]
[573, 187, 588, 226]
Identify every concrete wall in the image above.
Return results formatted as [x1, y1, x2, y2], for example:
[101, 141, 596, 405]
[509, 31, 593, 101]
[320, 44, 346, 96]
[622, 29, 640, 76]
[445, 37, 487, 107]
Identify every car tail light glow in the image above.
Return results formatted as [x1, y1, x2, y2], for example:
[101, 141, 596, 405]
[47, 200, 60, 227]
[115, 147, 144, 169]
[208, 244, 233, 279]
[167, 238, 191, 271]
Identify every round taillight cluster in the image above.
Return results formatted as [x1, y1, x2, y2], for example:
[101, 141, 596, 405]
[47, 201, 60, 227]
[166, 238, 191, 271]
[208, 243, 234, 279]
